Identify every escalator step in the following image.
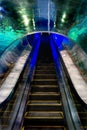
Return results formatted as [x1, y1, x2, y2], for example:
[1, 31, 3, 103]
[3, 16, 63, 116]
[35, 70, 56, 74]
[26, 104, 62, 111]
[31, 85, 58, 87]
[27, 100, 62, 105]
[31, 86, 58, 92]
[29, 93, 60, 100]
[78, 112, 87, 118]
[24, 117, 65, 126]
[33, 75, 57, 79]
[25, 111, 64, 118]
[22, 50, 66, 129]
[22, 126, 66, 130]
[31, 80, 58, 85]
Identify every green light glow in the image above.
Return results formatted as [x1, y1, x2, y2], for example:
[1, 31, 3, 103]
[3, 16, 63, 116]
[22, 14, 29, 26]
[62, 12, 66, 19]
[61, 12, 66, 23]
[17, 1, 35, 33]
[68, 17, 87, 53]
[18, 7, 29, 27]
[0, 26, 24, 55]
[68, 28, 79, 40]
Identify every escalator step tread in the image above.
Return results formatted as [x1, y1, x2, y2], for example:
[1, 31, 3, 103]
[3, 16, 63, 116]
[26, 104, 62, 111]
[22, 125, 66, 130]
[31, 85, 58, 87]
[25, 111, 64, 118]
[23, 118, 65, 126]
[30, 92, 59, 95]
[27, 101, 62, 105]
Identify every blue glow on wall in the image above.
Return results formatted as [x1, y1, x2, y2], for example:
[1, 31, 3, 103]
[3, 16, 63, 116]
[50, 34, 64, 51]
[27, 33, 41, 46]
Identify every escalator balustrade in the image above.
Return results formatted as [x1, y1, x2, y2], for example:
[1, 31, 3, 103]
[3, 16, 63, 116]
[71, 92, 87, 130]
[0, 56, 30, 130]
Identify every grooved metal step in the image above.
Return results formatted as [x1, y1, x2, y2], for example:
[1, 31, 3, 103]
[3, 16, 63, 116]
[36, 65, 55, 70]
[35, 70, 56, 74]
[34, 74, 57, 79]
[31, 86, 59, 92]
[27, 100, 62, 105]
[24, 117, 65, 126]
[29, 93, 60, 100]
[25, 111, 64, 118]
[32, 79, 57, 81]
[26, 104, 62, 111]
[31, 80, 58, 85]
[22, 47, 66, 129]
[22, 126, 66, 130]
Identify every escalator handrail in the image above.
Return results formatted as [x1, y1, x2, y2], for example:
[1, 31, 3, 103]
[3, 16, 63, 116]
[0, 48, 31, 108]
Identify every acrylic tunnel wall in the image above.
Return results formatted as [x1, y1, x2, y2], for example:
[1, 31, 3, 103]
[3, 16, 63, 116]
[0, 32, 87, 81]
[0, 33, 41, 76]
[0, 0, 87, 54]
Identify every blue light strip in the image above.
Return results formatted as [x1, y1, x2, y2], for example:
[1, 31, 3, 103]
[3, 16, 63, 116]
[26, 33, 41, 84]
[29, 33, 41, 70]
[50, 35, 62, 80]
[51, 33, 64, 51]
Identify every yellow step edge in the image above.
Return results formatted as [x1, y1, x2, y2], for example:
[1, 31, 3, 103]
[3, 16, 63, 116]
[30, 93, 60, 96]
[27, 100, 61, 102]
[27, 100, 62, 105]
[27, 103, 62, 106]
[25, 111, 64, 114]
[24, 116, 64, 119]
[23, 125, 66, 129]
[22, 127, 24, 130]
[81, 126, 87, 128]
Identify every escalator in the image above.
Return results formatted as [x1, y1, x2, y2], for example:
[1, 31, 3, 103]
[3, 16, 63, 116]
[59, 50, 87, 130]
[0, 33, 87, 130]
[22, 62, 67, 129]
[22, 39, 67, 130]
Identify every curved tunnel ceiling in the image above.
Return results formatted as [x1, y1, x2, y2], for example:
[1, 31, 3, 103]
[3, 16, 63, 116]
[0, 0, 87, 53]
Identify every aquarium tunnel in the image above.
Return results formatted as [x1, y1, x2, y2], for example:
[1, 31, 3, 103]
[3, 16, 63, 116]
[0, 0, 87, 130]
